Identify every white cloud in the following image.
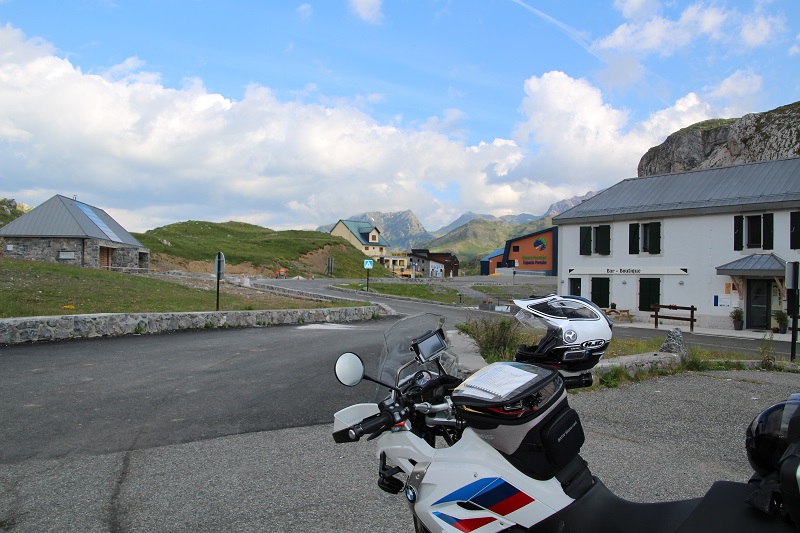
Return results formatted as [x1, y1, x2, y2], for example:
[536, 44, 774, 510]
[789, 33, 800, 56]
[613, 0, 660, 21]
[513, 71, 713, 186]
[296, 3, 313, 19]
[740, 13, 785, 47]
[348, 0, 383, 25]
[595, 4, 728, 56]
[597, 2, 788, 57]
[0, 24, 737, 233]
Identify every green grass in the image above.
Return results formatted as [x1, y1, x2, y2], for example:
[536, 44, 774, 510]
[133, 220, 395, 279]
[336, 281, 462, 304]
[470, 283, 554, 303]
[0, 257, 361, 318]
[454, 314, 790, 389]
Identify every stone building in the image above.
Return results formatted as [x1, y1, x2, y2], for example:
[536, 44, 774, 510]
[0, 195, 149, 272]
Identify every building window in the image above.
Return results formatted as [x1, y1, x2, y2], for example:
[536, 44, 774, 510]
[629, 222, 661, 254]
[512, 245, 520, 252]
[642, 222, 661, 254]
[580, 225, 610, 255]
[792, 212, 800, 250]
[370, 234, 377, 242]
[746, 215, 762, 248]
[735, 214, 773, 251]
[594, 225, 611, 255]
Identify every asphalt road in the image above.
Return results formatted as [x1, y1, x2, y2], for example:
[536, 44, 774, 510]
[0, 287, 797, 532]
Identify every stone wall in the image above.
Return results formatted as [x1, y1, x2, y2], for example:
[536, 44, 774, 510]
[3, 237, 149, 272]
[0, 305, 385, 345]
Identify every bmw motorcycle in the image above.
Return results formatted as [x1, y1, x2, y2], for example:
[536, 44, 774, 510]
[333, 295, 800, 532]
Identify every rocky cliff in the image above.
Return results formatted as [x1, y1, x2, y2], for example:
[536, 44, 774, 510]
[638, 101, 800, 176]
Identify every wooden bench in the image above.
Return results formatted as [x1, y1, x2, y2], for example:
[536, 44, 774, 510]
[601, 308, 633, 322]
[651, 304, 697, 332]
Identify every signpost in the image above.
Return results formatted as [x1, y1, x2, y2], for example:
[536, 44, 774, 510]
[215, 252, 225, 311]
[364, 259, 373, 293]
[787, 261, 798, 362]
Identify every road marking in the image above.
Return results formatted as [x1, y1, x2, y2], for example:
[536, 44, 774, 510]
[297, 324, 358, 330]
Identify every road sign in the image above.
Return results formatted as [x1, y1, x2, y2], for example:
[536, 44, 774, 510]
[364, 259, 373, 269]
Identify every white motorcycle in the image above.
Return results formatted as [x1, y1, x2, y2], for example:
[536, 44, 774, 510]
[333, 295, 800, 532]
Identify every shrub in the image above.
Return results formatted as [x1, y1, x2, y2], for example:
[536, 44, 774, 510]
[457, 313, 528, 363]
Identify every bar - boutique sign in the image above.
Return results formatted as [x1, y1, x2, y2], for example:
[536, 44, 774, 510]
[568, 267, 688, 275]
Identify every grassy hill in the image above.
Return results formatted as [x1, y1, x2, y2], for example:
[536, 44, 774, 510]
[133, 220, 394, 279]
[423, 217, 555, 274]
[0, 256, 361, 318]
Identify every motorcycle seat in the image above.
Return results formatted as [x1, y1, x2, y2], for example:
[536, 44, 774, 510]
[533, 477, 793, 532]
[675, 480, 794, 532]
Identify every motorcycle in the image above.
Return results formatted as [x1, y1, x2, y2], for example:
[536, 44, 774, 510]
[333, 295, 800, 532]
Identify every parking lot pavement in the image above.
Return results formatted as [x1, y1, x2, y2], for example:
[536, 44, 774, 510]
[1, 369, 796, 532]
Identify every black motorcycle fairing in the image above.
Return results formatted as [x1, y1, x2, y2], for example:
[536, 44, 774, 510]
[527, 477, 794, 533]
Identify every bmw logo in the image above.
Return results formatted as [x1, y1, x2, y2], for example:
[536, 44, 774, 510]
[564, 329, 578, 343]
[405, 486, 417, 502]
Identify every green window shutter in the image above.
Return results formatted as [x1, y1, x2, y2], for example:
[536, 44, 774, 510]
[580, 226, 592, 255]
[596, 225, 611, 255]
[648, 221, 661, 254]
[629, 223, 640, 254]
[734, 216, 743, 251]
[762, 213, 773, 250]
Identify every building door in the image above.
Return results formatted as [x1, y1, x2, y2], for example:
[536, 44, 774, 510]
[591, 277, 610, 308]
[746, 279, 771, 330]
[639, 278, 661, 312]
[99, 247, 112, 270]
[568, 278, 581, 297]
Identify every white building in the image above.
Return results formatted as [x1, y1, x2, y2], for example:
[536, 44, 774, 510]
[553, 158, 800, 330]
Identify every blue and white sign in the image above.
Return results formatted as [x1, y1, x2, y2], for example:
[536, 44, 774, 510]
[364, 259, 374, 269]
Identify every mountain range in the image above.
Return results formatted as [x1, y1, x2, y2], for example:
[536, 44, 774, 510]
[316, 192, 597, 258]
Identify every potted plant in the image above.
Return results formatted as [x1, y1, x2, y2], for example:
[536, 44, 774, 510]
[730, 307, 744, 330]
[774, 309, 789, 334]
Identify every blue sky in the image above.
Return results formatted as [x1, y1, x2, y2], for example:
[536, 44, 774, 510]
[1, 1, 798, 233]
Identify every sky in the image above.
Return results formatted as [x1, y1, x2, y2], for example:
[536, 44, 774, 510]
[0, 1, 798, 234]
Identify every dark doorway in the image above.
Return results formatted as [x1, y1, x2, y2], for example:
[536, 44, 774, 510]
[639, 278, 661, 312]
[746, 279, 771, 330]
[569, 278, 582, 297]
[591, 277, 610, 308]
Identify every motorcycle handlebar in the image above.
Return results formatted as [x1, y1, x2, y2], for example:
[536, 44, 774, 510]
[333, 409, 399, 443]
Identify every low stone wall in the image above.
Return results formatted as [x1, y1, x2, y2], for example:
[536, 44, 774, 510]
[0, 306, 385, 345]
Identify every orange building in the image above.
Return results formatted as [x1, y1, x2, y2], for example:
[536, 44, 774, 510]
[499, 227, 558, 275]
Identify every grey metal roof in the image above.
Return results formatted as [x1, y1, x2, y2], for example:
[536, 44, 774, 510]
[337, 219, 390, 247]
[0, 195, 143, 246]
[715, 253, 787, 276]
[553, 158, 800, 224]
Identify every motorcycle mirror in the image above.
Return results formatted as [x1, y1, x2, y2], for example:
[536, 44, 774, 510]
[335, 352, 365, 387]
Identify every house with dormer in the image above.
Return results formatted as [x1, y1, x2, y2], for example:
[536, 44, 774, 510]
[330, 219, 390, 259]
[0, 194, 149, 272]
[553, 158, 800, 330]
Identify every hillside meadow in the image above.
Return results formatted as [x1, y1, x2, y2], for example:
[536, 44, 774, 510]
[0, 257, 363, 319]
